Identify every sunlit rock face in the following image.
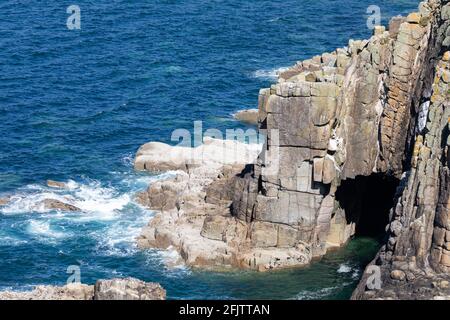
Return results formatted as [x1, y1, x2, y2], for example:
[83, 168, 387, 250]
[136, 0, 450, 280]
[233, 0, 449, 268]
[350, 0, 450, 300]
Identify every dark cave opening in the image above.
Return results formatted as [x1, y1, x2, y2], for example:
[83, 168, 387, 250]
[335, 174, 400, 238]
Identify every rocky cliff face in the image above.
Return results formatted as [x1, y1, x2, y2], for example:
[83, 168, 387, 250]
[135, 0, 450, 286]
[352, 1, 450, 299]
[352, 54, 450, 300]
[232, 0, 450, 269]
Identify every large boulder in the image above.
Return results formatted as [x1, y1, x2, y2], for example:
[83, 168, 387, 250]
[200, 215, 230, 241]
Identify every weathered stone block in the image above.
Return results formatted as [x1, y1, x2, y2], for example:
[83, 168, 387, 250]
[201, 215, 230, 241]
[310, 97, 337, 126]
[297, 161, 312, 192]
[277, 224, 299, 248]
[433, 226, 446, 246]
[251, 221, 278, 247]
[311, 83, 338, 97]
[313, 158, 324, 183]
[322, 156, 337, 184]
[389, 16, 406, 38]
[441, 249, 450, 267]
[442, 4, 450, 20]
[406, 12, 421, 24]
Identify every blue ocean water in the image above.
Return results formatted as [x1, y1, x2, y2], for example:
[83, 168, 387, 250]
[0, 0, 419, 299]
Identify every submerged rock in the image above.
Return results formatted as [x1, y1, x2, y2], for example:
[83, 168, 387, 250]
[233, 109, 259, 125]
[46, 180, 68, 189]
[39, 199, 80, 212]
[0, 197, 10, 206]
[0, 278, 165, 300]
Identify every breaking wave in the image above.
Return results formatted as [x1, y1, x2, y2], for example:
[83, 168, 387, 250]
[0, 172, 175, 258]
[252, 67, 288, 80]
[337, 263, 361, 280]
[26, 220, 66, 240]
[337, 263, 352, 273]
[292, 286, 341, 300]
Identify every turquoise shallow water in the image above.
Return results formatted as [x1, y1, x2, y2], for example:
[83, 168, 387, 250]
[0, 0, 419, 299]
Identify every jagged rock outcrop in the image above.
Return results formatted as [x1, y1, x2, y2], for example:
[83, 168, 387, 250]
[0, 278, 166, 300]
[136, 0, 450, 281]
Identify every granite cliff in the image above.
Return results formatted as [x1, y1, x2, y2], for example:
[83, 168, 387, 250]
[135, 0, 450, 297]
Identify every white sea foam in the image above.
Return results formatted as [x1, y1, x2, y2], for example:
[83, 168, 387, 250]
[0, 235, 27, 246]
[71, 182, 130, 221]
[121, 153, 134, 167]
[337, 263, 352, 273]
[268, 17, 281, 22]
[292, 285, 341, 300]
[1, 192, 73, 215]
[337, 263, 361, 280]
[0, 179, 131, 220]
[252, 67, 288, 80]
[159, 246, 185, 268]
[119, 171, 181, 191]
[143, 248, 190, 277]
[0, 171, 188, 274]
[27, 220, 66, 239]
[166, 65, 185, 73]
[95, 210, 154, 257]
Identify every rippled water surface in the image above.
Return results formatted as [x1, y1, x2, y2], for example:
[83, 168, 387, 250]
[0, 0, 419, 299]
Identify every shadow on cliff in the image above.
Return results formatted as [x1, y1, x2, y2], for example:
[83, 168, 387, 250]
[335, 174, 400, 238]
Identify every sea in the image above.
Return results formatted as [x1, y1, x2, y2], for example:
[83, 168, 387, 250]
[0, 0, 419, 299]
